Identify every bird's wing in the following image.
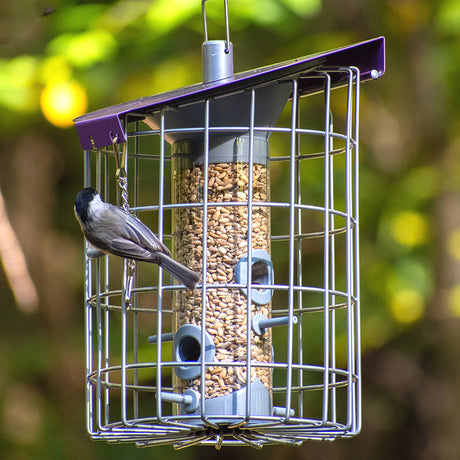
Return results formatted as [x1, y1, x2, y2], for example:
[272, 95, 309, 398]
[122, 211, 171, 255]
[99, 204, 170, 255]
[86, 203, 171, 261]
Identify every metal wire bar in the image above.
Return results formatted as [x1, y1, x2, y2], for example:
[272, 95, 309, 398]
[285, 78, 299, 422]
[244, 87, 256, 421]
[84, 149, 95, 436]
[116, 118, 130, 427]
[126, 125, 352, 141]
[155, 108, 166, 422]
[132, 121, 140, 420]
[327, 100, 337, 425]
[95, 148, 108, 430]
[351, 65, 362, 435]
[344, 68, 355, 432]
[100, 152, 111, 428]
[321, 72, 332, 424]
[87, 359, 355, 377]
[96, 257, 105, 431]
[87, 286, 356, 314]
[120, 270, 129, 426]
[200, 98, 211, 424]
[88, 284, 355, 306]
[295, 85, 304, 419]
[129, 200, 356, 219]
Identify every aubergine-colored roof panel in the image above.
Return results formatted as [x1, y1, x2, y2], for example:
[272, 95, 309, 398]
[74, 36, 385, 150]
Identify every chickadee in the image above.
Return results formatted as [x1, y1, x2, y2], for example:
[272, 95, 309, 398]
[74, 187, 199, 291]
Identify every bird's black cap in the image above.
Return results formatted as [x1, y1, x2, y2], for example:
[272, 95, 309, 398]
[75, 187, 98, 222]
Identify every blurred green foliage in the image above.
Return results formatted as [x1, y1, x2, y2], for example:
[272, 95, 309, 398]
[1, 0, 460, 459]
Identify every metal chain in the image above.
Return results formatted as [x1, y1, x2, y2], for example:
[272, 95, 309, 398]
[112, 136, 136, 306]
[118, 174, 130, 212]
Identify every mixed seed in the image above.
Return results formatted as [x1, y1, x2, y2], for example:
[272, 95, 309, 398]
[173, 162, 272, 399]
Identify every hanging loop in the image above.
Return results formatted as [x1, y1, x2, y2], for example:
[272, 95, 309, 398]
[201, 0, 230, 53]
[201, 0, 233, 82]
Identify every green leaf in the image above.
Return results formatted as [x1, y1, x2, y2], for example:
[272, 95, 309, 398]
[46, 30, 118, 68]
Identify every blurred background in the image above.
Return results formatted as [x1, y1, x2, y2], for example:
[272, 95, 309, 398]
[1, 0, 460, 459]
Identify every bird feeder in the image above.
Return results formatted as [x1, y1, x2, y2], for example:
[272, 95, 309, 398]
[74, 4, 385, 448]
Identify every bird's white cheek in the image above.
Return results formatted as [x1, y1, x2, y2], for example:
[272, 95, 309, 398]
[88, 196, 107, 219]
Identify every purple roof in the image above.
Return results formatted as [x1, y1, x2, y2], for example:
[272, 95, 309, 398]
[74, 36, 385, 150]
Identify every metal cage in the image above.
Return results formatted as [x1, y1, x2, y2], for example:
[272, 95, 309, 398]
[75, 37, 385, 448]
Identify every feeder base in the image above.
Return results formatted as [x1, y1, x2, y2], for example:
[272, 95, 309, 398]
[179, 378, 271, 419]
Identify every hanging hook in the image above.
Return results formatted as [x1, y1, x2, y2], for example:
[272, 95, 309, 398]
[112, 135, 130, 212]
[201, 0, 230, 53]
[113, 136, 127, 182]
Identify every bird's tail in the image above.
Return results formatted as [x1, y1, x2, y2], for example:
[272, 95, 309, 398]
[156, 253, 200, 291]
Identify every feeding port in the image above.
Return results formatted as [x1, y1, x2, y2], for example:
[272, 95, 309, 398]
[74, 36, 385, 448]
